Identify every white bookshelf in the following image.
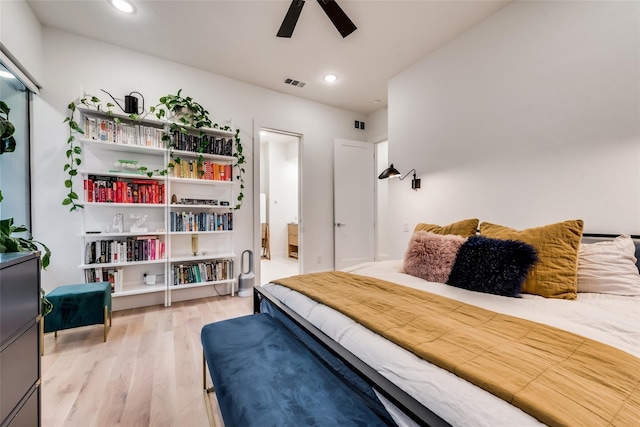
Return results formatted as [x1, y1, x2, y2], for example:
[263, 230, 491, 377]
[77, 108, 237, 309]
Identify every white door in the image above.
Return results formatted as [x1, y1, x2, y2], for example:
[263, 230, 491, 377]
[334, 139, 374, 270]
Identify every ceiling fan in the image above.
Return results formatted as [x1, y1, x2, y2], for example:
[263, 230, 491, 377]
[277, 0, 357, 38]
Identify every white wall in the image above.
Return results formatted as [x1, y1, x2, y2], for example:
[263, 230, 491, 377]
[366, 107, 388, 144]
[0, 0, 43, 86]
[375, 140, 391, 260]
[387, 0, 640, 259]
[33, 28, 366, 291]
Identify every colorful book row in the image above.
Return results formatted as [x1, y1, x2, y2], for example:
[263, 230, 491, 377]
[85, 175, 165, 204]
[172, 259, 234, 285]
[84, 236, 165, 264]
[84, 116, 165, 148]
[172, 131, 233, 156]
[169, 160, 232, 181]
[83, 267, 124, 293]
[170, 211, 233, 232]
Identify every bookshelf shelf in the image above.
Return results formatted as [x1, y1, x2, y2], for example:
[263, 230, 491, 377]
[77, 107, 236, 309]
[169, 230, 233, 235]
[168, 177, 233, 186]
[80, 231, 166, 238]
[169, 204, 232, 210]
[79, 138, 167, 155]
[83, 202, 166, 208]
[170, 253, 236, 263]
[172, 149, 234, 161]
[78, 259, 166, 269]
[79, 170, 166, 181]
[112, 283, 166, 297]
[171, 279, 235, 290]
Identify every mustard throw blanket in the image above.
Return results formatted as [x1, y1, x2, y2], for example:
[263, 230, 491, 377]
[272, 271, 640, 427]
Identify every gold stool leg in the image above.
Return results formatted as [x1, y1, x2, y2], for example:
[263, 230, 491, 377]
[103, 306, 108, 342]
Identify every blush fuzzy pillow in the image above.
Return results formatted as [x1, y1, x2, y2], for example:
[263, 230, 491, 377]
[447, 236, 538, 297]
[403, 231, 467, 283]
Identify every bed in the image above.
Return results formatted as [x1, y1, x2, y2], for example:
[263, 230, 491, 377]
[256, 221, 640, 427]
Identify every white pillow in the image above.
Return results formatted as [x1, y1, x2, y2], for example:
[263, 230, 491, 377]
[577, 235, 640, 295]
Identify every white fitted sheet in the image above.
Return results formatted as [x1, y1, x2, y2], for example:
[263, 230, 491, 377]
[262, 260, 640, 427]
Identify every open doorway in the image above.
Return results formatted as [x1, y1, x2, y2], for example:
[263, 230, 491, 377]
[259, 129, 301, 284]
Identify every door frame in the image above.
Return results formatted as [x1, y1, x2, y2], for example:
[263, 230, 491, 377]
[253, 124, 303, 284]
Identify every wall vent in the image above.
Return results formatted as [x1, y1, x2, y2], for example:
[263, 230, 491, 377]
[283, 77, 307, 88]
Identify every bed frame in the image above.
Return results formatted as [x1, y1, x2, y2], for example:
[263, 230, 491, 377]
[253, 285, 450, 427]
[244, 232, 639, 427]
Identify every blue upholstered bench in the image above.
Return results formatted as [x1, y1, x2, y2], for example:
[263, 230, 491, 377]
[201, 313, 395, 427]
[42, 282, 112, 352]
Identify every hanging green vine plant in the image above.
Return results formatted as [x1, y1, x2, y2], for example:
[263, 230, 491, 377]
[63, 90, 247, 211]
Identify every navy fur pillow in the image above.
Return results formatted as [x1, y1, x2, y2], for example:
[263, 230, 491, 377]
[447, 236, 538, 297]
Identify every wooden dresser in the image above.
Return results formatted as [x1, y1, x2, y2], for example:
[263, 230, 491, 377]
[0, 252, 41, 427]
[287, 223, 299, 259]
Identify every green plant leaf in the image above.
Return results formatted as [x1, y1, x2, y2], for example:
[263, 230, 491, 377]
[64, 179, 72, 188]
[0, 100, 9, 115]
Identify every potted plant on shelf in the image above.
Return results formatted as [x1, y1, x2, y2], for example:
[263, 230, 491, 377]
[63, 90, 246, 211]
[0, 100, 17, 154]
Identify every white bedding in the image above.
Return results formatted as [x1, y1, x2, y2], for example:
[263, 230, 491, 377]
[262, 260, 640, 427]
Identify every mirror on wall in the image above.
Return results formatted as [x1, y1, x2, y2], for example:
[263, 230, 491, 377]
[259, 129, 301, 284]
[0, 61, 30, 232]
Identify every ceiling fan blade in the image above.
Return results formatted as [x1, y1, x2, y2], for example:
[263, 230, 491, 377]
[316, 0, 357, 38]
[277, 0, 306, 38]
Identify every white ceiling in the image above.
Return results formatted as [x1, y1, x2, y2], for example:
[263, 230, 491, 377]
[27, 0, 511, 115]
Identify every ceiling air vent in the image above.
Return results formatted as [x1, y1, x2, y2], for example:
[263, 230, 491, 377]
[283, 77, 307, 88]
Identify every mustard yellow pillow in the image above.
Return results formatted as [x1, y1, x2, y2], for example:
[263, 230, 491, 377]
[479, 220, 584, 299]
[414, 218, 479, 238]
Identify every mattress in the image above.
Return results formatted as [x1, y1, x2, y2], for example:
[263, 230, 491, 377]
[262, 260, 640, 427]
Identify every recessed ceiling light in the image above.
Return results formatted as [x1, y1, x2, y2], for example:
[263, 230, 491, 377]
[109, 0, 135, 14]
[323, 74, 338, 83]
[0, 71, 16, 79]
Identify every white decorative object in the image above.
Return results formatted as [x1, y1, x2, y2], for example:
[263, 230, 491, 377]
[130, 213, 148, 232]
[108, 213, 124, 233]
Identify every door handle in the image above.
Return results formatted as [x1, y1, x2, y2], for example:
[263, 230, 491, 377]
[335, 222, 346, 227]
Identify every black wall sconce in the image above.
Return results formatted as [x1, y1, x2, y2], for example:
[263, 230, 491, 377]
[378, 163, 421, 190]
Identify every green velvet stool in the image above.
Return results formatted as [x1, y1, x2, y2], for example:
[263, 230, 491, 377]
[42, 282, 112, 353]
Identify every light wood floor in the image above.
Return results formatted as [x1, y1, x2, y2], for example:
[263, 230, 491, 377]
[41, 295, 253, 427]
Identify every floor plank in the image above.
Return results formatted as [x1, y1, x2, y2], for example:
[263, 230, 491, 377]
[42, 295, 253, 427]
